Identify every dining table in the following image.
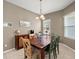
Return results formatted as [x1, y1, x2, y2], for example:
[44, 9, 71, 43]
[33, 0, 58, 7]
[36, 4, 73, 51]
[29, 35, 51, 59]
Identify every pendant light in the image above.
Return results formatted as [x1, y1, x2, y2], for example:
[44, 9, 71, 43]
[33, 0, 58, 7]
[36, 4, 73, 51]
[35, 0, 45, 20]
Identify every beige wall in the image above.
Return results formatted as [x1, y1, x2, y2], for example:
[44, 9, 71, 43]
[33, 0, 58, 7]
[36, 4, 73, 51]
[45, 2, 75, 49]
[45, 11, 64, 42]
[3, 1, 41, 51]
[62, 2, 75, 49]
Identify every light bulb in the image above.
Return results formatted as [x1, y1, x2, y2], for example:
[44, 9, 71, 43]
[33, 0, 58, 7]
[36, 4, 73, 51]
[42, 17, 45, 20]
[40, 15, 44, 18]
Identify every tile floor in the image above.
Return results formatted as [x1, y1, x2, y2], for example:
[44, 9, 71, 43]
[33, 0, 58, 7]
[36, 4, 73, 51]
[3, 43, 75, 59]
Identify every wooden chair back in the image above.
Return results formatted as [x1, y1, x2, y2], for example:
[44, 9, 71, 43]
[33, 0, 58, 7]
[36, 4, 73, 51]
[20, 37, 32, 59]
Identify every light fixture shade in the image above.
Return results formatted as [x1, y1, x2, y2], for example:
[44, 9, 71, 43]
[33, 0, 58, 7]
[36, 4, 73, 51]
[40, 15, 44, 18]
[15, 30, 20, 34]
[40, 15, 45, 20]
[42, 16, 45, 20]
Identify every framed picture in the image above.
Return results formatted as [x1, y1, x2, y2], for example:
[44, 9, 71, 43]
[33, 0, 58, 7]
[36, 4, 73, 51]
[20, 20, 31, 27]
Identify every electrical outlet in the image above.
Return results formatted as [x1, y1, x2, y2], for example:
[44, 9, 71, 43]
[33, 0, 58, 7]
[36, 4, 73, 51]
[4, 44, 7, 47]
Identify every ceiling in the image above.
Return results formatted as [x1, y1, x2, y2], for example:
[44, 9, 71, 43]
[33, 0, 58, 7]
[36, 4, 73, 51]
[5, 0, 75, 15]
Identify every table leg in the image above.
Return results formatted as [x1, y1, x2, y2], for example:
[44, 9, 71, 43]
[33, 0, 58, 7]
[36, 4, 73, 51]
[40, 48, 45, 59]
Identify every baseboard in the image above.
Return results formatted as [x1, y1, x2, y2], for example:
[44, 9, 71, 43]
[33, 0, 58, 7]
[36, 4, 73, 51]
[60, 43, 75, 52]
[3, 48, 15, 54]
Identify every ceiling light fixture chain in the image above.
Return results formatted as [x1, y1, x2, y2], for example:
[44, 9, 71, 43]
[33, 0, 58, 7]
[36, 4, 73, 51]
[40, 0, 42, 15]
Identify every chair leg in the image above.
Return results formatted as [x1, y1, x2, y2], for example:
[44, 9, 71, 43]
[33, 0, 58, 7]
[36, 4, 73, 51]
[53, 50, 55, 59]
[57, 44, 59, 54]
[49, 52, 51, 59]
[53, 48, 57, 59]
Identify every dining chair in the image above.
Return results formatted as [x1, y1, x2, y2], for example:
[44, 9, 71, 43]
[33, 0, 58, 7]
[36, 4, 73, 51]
[20, 37, 40, 59]
[21, 37, 32, 59]
[49, 36, 57, 59]
[45, 35, 60, 59]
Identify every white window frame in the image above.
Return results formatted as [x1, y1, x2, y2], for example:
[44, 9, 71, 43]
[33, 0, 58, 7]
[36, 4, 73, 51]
[64, 12, 75, 39]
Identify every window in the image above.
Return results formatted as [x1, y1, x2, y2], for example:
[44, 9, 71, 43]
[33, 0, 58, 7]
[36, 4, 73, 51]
[64, 12, 75, 39]
[43, 19, 51, 35]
